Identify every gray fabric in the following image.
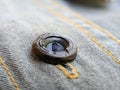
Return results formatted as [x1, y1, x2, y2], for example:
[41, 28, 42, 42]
[0, 0, 120, 90]
[64, 0, 120, 39]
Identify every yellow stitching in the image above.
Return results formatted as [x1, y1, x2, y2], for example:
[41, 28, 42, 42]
[56, 63, 79, 79]
[32, 0, 120, 65]
[0, 57, 20, 90]
[50, 0, 120, 45]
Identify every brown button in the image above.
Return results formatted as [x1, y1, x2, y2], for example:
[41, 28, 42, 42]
[32, 33, 77, 65]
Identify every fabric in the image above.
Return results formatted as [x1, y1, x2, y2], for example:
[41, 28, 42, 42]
[0, 0, 120, 90]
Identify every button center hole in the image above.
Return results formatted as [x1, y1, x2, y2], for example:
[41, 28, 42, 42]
[46, 41, 65, 52]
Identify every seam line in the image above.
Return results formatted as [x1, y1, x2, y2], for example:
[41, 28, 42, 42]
[50, 0, 120, 45]
[0, 57, 20, 90]
[32, 0, 120, 65]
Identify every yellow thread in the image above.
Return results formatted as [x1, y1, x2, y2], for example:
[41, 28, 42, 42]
[50, 0, 120, 45]
[0, 57, 20, 90]
[32, 0, 120, 65]
[56, 63, 79, 79]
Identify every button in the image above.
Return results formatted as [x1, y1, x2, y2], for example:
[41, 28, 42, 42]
[32, 33, 77, 65]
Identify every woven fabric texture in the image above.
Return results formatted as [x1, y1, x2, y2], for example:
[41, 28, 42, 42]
[0, 0, 120, 90]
